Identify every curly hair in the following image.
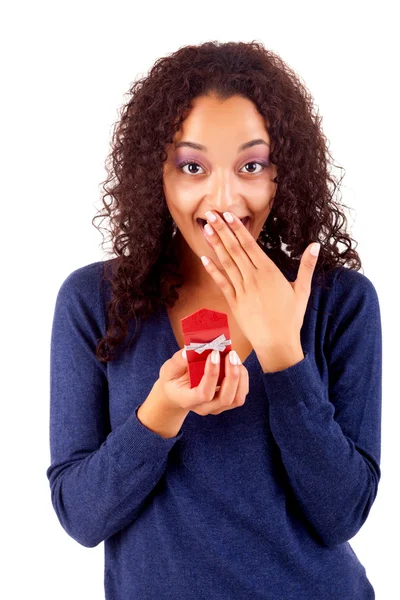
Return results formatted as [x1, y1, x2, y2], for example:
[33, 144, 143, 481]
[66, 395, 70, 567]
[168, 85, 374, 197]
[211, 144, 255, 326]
[92, 40, 362, 363]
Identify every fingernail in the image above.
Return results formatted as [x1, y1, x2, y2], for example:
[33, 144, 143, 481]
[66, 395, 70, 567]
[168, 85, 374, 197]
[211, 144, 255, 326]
[310, 242, 320, 257]
[229, 350, 239, 365]
[182, 349, 187, 360]
[211, 349, 220, 364]
[223, 211, 234, 223]
[205, 210, 217, 222]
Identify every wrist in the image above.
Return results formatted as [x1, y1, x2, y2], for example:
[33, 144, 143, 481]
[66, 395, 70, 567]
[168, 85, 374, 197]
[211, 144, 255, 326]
[136, 379, 189, 439]
[256, 341, 304, 373]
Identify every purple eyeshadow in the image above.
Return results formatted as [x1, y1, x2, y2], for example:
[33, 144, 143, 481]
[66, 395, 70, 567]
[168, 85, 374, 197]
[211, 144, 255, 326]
[172, 153, 270, 170]
[172, 156, 199, 168]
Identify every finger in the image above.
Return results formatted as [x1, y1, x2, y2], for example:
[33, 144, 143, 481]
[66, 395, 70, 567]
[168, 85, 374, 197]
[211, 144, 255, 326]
[207, 210, 259, 279]
[216, 350, 241, 406]
[202, 363, 248, 415]
[232, 362, 249, 407]
[220, 210, 265, 270]
[203, 218, 244, 291]
[293, 242, 320, 315]
[194, 350, 241, 416]
[193, 350, 221, 405]
[200, 249, 236, 304]
[160, 348, 189, 381]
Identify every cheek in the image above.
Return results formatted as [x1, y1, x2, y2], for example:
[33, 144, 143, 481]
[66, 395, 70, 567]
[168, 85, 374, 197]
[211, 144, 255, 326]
[165, 194, 197, 223]
[165, 184, 197, 214]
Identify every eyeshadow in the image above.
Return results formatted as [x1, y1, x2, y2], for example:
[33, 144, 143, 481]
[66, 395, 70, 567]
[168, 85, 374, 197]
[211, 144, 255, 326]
[173, 152, 269, 168]
[172, 155, 199, 168]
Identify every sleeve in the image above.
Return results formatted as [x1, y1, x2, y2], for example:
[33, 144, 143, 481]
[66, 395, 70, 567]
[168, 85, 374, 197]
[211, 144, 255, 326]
[261, 268, 382, 548]
[46, 263, 184, 548]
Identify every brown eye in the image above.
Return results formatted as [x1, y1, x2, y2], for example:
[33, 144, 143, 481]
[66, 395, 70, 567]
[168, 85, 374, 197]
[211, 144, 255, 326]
[178, 161, 205, 175]
[178, 160, 269, 175]
[240, 161, 268, 174]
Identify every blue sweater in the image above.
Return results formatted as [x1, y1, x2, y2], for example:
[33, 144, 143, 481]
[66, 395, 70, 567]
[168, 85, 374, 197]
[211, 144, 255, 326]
[46, 259, 382, 599]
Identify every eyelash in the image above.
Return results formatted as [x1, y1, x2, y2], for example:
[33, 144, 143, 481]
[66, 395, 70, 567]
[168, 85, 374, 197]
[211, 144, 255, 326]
[177, 160, 269, 176]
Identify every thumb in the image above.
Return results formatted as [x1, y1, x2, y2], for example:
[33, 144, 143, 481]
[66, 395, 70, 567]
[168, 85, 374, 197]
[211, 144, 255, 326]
[293, 241, 320, 315]
[161, 347, 188, 381]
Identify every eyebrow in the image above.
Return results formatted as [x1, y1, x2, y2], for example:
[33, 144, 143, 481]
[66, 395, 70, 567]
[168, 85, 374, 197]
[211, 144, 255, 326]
[173, 138, 270, 153]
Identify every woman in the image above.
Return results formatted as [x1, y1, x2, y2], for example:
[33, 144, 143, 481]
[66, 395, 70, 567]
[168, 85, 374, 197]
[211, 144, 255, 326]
[46, 41, 382, 599]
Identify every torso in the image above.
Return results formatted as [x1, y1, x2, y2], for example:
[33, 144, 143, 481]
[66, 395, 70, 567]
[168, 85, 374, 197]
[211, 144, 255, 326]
[166, 286, 254, 365]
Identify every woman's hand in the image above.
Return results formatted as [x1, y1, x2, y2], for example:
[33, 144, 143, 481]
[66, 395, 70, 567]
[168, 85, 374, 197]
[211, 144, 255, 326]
[158, 347, 249, 416]
[200, 210, 320, 355]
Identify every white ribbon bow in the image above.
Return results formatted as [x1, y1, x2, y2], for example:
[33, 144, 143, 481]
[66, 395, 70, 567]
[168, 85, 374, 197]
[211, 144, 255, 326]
[184, 333, 231, 355]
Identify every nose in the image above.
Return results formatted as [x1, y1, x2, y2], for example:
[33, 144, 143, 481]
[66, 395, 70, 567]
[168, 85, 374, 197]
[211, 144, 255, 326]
[206, 178, 238, 217]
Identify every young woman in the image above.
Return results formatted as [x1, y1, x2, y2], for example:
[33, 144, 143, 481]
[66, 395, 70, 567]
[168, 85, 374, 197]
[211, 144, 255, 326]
[46, 41, 382, 599]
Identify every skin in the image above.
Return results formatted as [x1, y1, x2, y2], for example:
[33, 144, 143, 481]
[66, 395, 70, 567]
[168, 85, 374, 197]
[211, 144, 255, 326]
[162, 92, 278, 302]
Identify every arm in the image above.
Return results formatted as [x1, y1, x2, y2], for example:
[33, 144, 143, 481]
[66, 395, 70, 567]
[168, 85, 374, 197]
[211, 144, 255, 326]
[46, 264, 187, 548]
[261, 268, 382, 548]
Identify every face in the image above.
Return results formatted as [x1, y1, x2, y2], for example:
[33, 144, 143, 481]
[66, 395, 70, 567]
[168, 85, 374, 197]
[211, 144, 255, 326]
[162, 93, 278, 294]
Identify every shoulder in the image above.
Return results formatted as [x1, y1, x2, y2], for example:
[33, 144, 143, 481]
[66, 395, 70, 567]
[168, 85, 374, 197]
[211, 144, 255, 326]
[330, 266, 380, 307]
[51, 261, 113, 378]
[54, 259, 118, 331]
[58, 260, 103, 293]
[327, 266, 381, 342]
[57, 259, 116, 300]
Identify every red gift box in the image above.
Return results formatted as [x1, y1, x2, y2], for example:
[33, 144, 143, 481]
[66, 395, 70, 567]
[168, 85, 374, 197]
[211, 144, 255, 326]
[181, 308, 232, 388]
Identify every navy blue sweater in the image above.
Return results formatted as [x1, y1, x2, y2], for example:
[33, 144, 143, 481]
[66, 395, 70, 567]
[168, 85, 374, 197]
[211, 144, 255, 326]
[46, 259, 382, 599]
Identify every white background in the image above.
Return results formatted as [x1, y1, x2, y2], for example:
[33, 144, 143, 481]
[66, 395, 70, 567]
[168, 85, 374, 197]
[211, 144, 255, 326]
[2, 1, 398, 598]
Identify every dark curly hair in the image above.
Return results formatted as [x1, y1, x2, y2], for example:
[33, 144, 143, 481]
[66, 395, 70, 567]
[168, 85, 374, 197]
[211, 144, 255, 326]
[92, 40, 362, 363]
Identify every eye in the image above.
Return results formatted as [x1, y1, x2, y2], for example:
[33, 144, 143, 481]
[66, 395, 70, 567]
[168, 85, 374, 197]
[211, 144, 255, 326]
[178, 160, 269, 176]
[178, 161, 205, 175]
[239, 161, 269, 174]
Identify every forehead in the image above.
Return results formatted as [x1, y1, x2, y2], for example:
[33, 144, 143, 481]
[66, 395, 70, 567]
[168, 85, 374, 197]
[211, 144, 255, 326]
[172, 94, 270, 148]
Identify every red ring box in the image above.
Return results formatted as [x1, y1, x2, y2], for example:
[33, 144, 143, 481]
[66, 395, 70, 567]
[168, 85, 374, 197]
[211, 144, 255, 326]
[181, 308, 232, 388]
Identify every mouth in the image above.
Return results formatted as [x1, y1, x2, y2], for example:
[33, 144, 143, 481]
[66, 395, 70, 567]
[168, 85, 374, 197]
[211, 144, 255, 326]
[196, 216, 251, 230]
